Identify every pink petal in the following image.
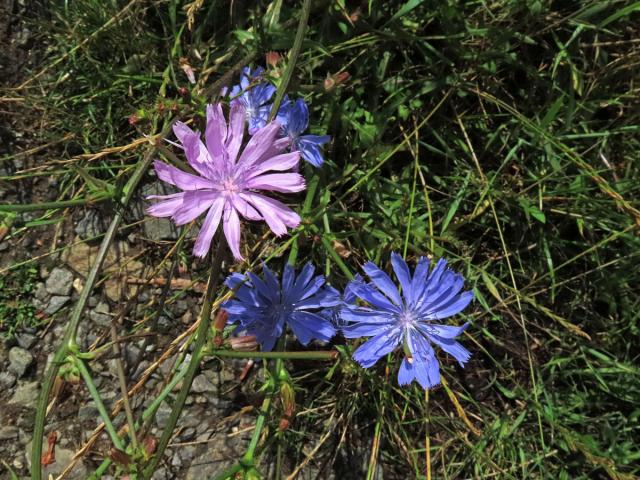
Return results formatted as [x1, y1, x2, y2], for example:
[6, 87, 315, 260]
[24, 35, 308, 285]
[172, 191, 219, 226]
[223, 203, 243, 260]
[172, 121, 196, 145]
[244, 173, 306, 193]
[193, 197, 225, 258]
[146, 193, 184, 217]
[229, 194, 262, 221]
[245, 152, 300, 180]
[182, 133, 217, 180]
[226, 103, 245, 164]
[241, 192, 301, 236]
[205, 104, 227, 160]
[154, 160, 216, 191]
[236, 121, 281, 171]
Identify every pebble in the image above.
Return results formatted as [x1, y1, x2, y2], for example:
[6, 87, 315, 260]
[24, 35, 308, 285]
[75, 210, 104, 239]
[9, 381, 39, 408]
[45, 295, 70, 315]
[15, 332, 38, 349]
[45, 267, 74, 296]
[0, 425, 18, 441]
[34, 282, 48, 301]
[0, 371, 17, 389]
[192, 374, 217, 393]
[8, 347, 34, 377]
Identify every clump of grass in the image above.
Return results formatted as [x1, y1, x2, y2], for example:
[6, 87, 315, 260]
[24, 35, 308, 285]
[0, 262, 39, 339]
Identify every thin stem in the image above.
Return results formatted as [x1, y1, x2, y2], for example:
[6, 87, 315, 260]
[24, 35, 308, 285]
[75, 357, 125, 450]
[208, 349, 338, 360]
[142, 235, 226, 479]
[31, 119, 175, 480]
[109, 325, 138, 449]
[0, 192, 112, 212]
[243, 393, 273, 463]
[268, 0, 312, 120]
[289, 164, 319, 265]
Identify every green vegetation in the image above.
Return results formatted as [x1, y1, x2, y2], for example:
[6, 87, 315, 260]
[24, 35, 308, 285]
[3, 0, 639, 478]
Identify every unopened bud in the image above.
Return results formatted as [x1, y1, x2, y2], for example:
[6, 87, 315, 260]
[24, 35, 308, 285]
[229, 335, 258, 351]
[324, 71, 350, 91]
[128, 114, 139, 126]
[266, 51, 282, 68]
[178, 86, 189, 98]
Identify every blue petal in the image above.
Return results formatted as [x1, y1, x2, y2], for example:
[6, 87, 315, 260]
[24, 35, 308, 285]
[286, 99, 309, 136]
[352, 328, 402, 368]
[294, 287, 341, 309]
[427, 322, 469, 339]
[289, 311, 336, 344]
[397, 357, 415, 386]
[351, 282, 400, 313]
[338, 306, 396, 326]
[390, 252, 413, 303]
[427, 333, 472, 367]
[409, 257, 431, 306]
[281, 263, 296, 294]
[247, 271, 278, 304]
[343, 275, 363, 304]
[342, 320, 396, 338]
[362, 261, 403, 306]
[427, 290, 474, 320]
[286, 263, 316, 302]
[262, 264, 281, 293]
[296, 137, 327, 167]
[413, 353, 441, 389]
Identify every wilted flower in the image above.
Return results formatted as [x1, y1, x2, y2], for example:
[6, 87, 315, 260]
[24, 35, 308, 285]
[222, 263, 340, 351]
[230, 67, 276, 135]
[146, 103, 304, 260]
[340, 253, 473, 389]
[277, 98, 330, 167]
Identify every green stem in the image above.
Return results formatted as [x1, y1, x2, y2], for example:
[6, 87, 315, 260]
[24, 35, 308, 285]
[75, 357, 125, 450]
[288, 164, 319, 265]
[268, 0, 312, 121]
[0, 192, 112, 212]
[87, 357, 194, 480]
[142, 236, 226, 479]
[207, 349, 338, 360]
[243, 393, 273, 463]
[31, 119, 175, 480]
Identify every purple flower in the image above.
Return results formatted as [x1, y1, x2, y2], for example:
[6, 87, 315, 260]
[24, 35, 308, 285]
[340, 253, 473, 389]
[322, 274, 362, 327]
[230, 67, 276, 135]
[146, 103, 304, 260]
[222, 263, 340, 351]
[277, 98, 330, 167]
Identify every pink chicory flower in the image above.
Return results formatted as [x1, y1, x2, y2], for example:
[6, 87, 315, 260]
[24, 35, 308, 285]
[146, 103, 304, 260]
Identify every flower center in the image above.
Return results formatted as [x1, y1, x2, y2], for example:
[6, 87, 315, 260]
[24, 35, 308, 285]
[222, 178, 239, 193]
[397, 309, 417, 329]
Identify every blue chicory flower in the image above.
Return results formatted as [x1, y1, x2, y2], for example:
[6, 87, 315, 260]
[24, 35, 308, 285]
[222, 263, 340, 351]
[230, 67, 277, 135]
[340, 253, 474, 389]
[277, 98, 331, 167]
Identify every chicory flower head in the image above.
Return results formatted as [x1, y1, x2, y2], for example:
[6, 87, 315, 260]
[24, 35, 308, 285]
[230, 67, 276, 135]
[146, 103, 304, 260]
[277, 98, 330, 167]
[340, 253, 473, 389]
[222, 263, 340, 351]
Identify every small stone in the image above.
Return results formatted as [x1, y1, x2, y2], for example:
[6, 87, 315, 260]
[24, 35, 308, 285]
[45, 295, 70, 314]
[192, 374, 216, 393]
[78, 403, 99, 421]
[34, 282, 48, 301]
[75, 210, 104, 239]
[140, 184, 178, 240]
[0, 425, 18, 441]
[16, 332, 38, 349]
[89, 301, 111, 326]
[9, 381, 39, 407]
[0, 371, 16, 389]
[155, 403, 172, 429]
[45, 268, 74, 296]
[8, 347, 34, 377]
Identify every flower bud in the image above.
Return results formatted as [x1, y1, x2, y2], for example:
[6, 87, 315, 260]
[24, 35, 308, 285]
[229, 335, 258, 351]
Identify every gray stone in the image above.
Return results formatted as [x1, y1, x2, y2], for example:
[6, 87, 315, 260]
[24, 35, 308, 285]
[140, 184, 179, 240]
[9, 381, 39, 408]
[0, 371, 16, 389]
[16, 332, 38, 349]
[155, 402, 173, 429]
[78, 403, 99, 421]
[0, 425, 18, 441]
[34, 282, 48, 301]
[45, 295, 70, 314]
[89, 301, 111, 326]
[75, 210, 104, 239]
[45, 268, 74, 296]
[8, 347, 34, 377]
[192, 374, 217, 393]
